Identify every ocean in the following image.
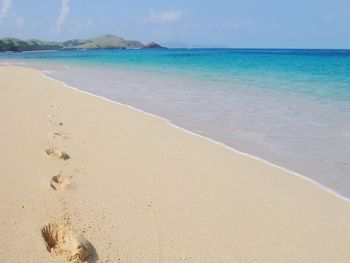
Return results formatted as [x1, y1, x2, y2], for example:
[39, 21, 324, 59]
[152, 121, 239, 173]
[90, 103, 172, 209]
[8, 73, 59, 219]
[1, 48, 350, 197]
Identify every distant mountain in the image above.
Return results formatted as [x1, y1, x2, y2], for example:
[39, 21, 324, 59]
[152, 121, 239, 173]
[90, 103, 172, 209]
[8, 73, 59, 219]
[143, 42, 166, 49]
[0, 35, 165, 52]
[61, 35, 145, 50]
[0, 38, 61, 52]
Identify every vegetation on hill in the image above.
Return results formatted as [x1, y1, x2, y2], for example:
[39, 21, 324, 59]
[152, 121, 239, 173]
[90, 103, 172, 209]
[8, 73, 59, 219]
[0, 38, 61, 52]
[61, 35, 145, 50]
[0, 35, 165, 52]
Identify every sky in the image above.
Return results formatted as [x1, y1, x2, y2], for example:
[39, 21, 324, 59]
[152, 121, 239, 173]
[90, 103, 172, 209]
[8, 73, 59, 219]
[0, 0, 349, 48]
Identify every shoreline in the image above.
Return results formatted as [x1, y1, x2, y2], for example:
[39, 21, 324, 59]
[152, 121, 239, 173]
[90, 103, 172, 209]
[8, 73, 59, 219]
[1, 61, 347, 200]
[41, 70, 350, 202]
[2, 65, 350, 262]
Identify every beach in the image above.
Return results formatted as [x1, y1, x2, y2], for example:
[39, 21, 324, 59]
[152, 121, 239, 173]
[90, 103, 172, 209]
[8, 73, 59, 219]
[1, 65, 350, 262]
[3, 48, 350, 197]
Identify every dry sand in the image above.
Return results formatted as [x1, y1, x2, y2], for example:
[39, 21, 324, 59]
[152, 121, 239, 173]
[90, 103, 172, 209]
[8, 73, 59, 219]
[1, 65, 350, 262]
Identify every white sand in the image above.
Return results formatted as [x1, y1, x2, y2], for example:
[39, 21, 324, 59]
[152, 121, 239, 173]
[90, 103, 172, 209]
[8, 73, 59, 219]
[1, 65, 350, 262]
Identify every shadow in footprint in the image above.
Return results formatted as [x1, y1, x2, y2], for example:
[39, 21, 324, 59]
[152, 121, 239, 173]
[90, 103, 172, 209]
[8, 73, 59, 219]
[49, 119, 63, 127]
[42, 223, 98, 263]
[45, 147, 70, 160]
[87, 244, 99, 263]
[50, 174, 71, 191]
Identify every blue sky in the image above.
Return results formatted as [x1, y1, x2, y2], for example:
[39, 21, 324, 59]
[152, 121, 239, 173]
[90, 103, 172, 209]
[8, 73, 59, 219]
[0, 0, 349, 48]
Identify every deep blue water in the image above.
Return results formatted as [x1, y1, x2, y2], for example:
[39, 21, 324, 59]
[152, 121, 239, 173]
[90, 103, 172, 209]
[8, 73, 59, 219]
[1, 49, 350, 198]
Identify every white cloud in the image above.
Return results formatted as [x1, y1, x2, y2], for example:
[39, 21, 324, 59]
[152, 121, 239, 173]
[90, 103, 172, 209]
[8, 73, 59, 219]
[147, 9, 183, 24]
[16, 16, 24, 27]
[0, 0, 12, 19]
[55, 0, 70, 33]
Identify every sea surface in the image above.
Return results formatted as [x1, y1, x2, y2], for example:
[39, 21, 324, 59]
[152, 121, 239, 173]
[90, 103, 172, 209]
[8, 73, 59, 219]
[1, 49, 350, 198]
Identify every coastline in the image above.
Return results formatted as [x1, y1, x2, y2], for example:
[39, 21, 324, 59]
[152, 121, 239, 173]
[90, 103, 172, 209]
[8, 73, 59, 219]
[1, 65, 350, 262]
[42, 70, 350, 203]
[6, 53, 349, 199]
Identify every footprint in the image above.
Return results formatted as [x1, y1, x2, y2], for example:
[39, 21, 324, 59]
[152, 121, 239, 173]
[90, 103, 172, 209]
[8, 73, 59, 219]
[53, 132, 69, 139]
[42, 223, 92, 263]
[48, 115, 63, 126]
[49, 120, 64, 126]
[50, 174, 71, 191]
[45, 147, 70, 160]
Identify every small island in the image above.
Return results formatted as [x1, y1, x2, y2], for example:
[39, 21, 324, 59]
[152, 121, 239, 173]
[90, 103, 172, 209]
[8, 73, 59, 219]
[0, 34, 166, 52]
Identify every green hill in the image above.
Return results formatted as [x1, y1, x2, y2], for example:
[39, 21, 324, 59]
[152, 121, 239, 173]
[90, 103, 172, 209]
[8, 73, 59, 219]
[61, 35, 144, 50]
[0, 38, 61, 52]
[0, 35, 164, 52]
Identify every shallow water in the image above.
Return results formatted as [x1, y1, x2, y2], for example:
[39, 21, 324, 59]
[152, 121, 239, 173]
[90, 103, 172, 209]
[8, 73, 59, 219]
[1, 49, 350, 197]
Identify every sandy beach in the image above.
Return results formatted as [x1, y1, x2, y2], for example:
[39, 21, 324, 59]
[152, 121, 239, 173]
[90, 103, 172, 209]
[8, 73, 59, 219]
[1, 65, 350, 262]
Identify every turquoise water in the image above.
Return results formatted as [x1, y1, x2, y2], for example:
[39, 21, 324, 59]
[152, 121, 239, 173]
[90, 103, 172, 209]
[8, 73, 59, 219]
[1, 49, 350, 197]
[2, 49, 350, 101]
